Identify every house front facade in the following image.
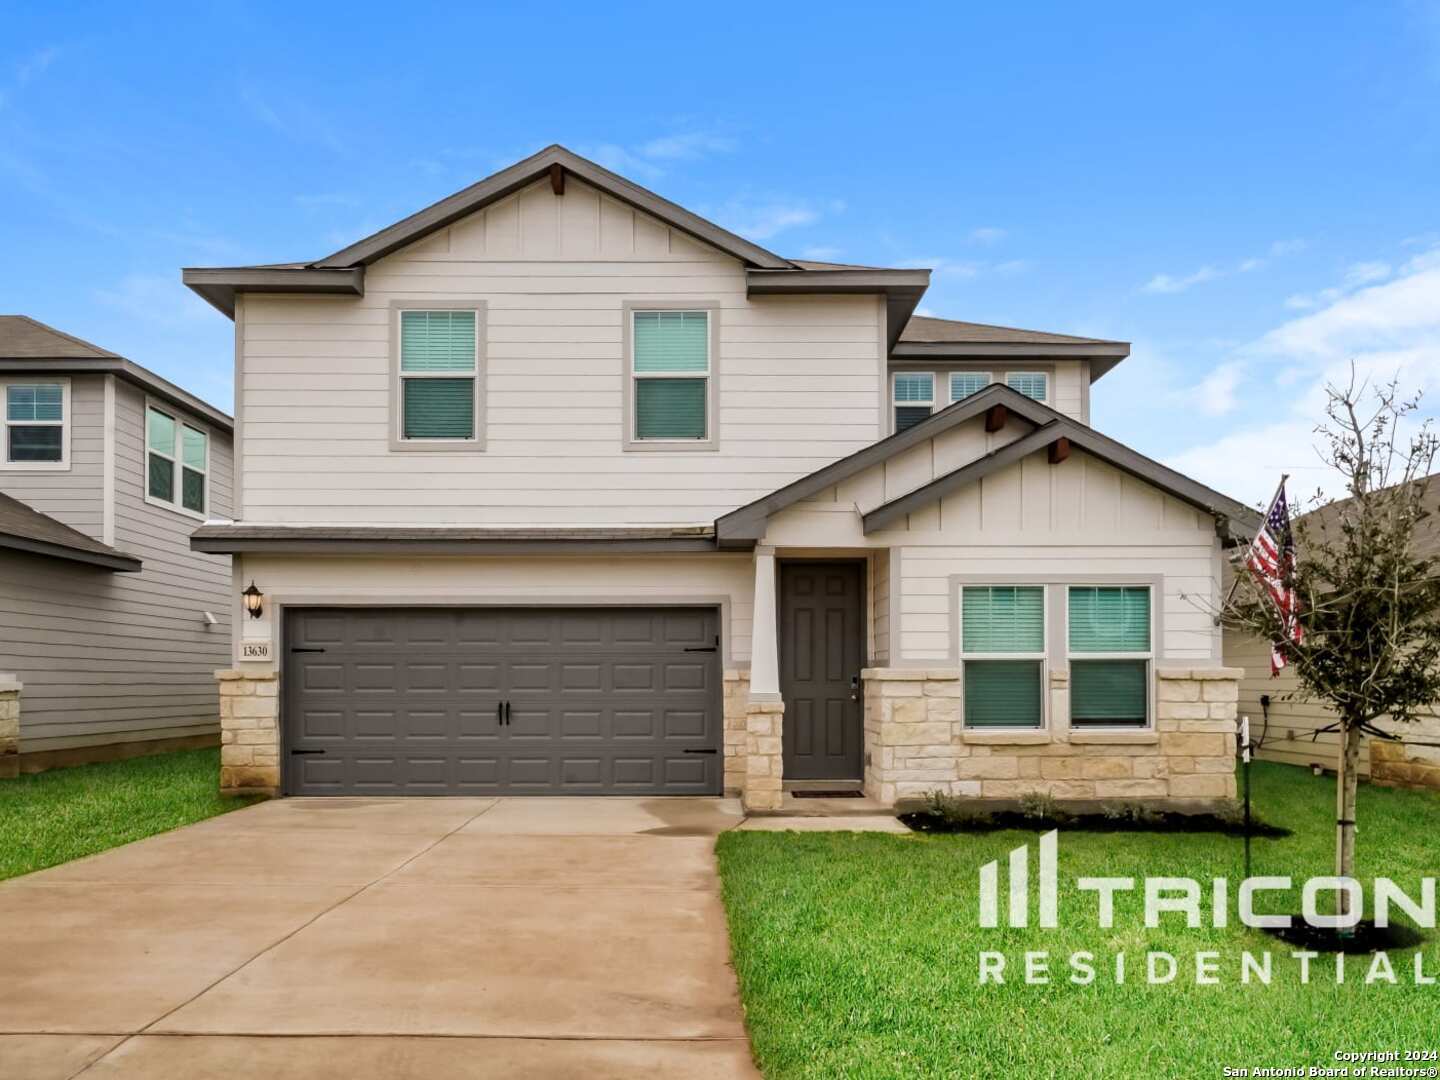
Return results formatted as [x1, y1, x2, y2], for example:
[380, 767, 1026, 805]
[0, 317, 233, 775]
[186, 146, 1255, 810]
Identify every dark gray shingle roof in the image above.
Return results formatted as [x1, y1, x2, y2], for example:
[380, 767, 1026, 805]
[0, 492, 141, 571]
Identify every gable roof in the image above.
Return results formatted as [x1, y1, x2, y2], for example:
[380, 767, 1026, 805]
[0, 491, 141, 572]
[0, 317, 233, 433]
[715, 383, 1260, 547]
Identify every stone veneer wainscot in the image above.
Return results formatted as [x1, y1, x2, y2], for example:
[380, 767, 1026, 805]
[0, 675, 21, 780]
[217, 668, 280, 797]
[861, 666, 1242, 807]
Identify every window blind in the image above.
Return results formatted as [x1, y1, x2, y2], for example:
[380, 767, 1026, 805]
[950, 372, 988, 401]
[404, 379, 475, 439]
[636, 379, 706, 439]
[1071, 659, 1148, 726]
[963, 586, 1045, 653]
[7, 384, 62, 421]
[965, 660, 1043, 728]
[634, 311, 708, 372]
[1069, 587, 1150, 652]
[893, 373, 933, 402]
[1006, 373, 1047, 400]
[401, 311, 476, 371]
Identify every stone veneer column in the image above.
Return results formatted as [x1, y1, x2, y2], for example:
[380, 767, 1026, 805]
[722, 670, 751, 795]
[0, 675, 21, 780]
[744, 702, 785, 811]
[217, 668, 281, 797]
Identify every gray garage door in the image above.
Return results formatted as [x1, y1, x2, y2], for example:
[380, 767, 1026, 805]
[283, 607, 722, 796]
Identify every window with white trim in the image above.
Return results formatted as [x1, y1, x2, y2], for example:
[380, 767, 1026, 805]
[4, 380, 67, 467]
[892, 372, 934, 433]
[631, 310, 710, 441]
[1006, 371, 1048, 401]
[949, 371, 990, 402]
[961, 585, 1046, 729]
[399, 309, 479, 442]
[1067, 586, 1153, 728]
[146, 403, 208, 515]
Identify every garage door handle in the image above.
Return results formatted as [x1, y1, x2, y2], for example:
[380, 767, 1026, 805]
[291, 647, 326, 654]
[291, 749, 325, 755]
[683, 748, 717, 754]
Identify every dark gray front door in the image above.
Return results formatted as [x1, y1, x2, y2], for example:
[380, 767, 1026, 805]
[283, 607, 721, 796]
[780, 562, 866, 780]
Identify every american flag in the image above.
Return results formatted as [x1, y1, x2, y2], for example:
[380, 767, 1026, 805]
[1245, 481, 1302, 675]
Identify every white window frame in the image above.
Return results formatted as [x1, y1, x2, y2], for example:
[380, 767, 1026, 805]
[623, 302, 719, 452]
[390, 303, 486, 452]
[1, 377, 71, 471]
[1005, 370, 1050, 403]
[949, 370, 992, 404]
[959, 584, 1049, 731]
[1065, 583, 1155, 731]
[891, 370, 936, 434]
[144, 398, 210, 521]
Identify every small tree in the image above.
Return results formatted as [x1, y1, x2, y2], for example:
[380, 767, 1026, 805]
[1223, 371, 1440, 907]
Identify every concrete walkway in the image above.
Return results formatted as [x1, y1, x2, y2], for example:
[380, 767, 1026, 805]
[0, 797, 758, 1079]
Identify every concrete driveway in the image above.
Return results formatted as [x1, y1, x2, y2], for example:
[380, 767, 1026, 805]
[0, 797, 758, 1079]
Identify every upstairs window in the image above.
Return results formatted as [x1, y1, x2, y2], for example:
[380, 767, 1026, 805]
[631, 310, 712, 444]
[398, 309, 479, 443]
[4, 380, 67, 467]
[1006, 371, 1048, 401]
[949, 371, 990, 402]
[892, 372, 934, 433]
[147, 404, 208, 515]
[961, 585, 1046, 729]
[1068, 586, 1152, 728]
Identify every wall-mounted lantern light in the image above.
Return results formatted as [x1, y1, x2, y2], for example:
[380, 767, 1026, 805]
[242, 580, 265, 620]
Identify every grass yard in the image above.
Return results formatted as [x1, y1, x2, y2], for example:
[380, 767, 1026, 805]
[0, 748, 258, 880]
[717, 763, 1440, 1079]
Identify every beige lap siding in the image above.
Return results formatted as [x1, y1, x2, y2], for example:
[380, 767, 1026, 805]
[863, 667, 1240, 807]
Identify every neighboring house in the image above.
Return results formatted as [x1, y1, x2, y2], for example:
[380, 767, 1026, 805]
[1225, 475, 1440, 790]
[183, 145, 1259, 810]
[0, 316, 233, 777]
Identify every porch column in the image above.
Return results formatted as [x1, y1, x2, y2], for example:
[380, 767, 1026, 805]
[745, 547, 784, 811]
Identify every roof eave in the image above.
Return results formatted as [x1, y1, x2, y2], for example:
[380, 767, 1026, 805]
[0, 357, 233, 433]
[0, 533, 142, 572]
[189, 527, 741, 557]
[890, 342, 1131, 376]
[181, 267, 366, 320]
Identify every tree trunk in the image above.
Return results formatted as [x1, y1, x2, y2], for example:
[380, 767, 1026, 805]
[1335, 722, 1363, 916]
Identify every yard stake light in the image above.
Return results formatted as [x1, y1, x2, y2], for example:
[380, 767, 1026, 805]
[242, 580, 264, 619]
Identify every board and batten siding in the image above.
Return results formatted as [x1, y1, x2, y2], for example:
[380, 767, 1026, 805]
[0, 379, 233, 756]
[0, 373, 106, 540]
[761, 414, 1222, 665]
[233, 552, 755, 669]
[236, 176, 887, 525]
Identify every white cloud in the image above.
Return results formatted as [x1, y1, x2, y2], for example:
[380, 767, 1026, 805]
[1344, 260, 1391, 286]
[968, 226, 1006, 245]
[1165, 247, 1440, 504]
[799, 245, 844, 261]
[95, 273, 216, 329]
[1141, 266, 1221, 294]
[639, 132, 737, 160]
[1185, 362, 1245, 416]
[712, 196, 843, 242]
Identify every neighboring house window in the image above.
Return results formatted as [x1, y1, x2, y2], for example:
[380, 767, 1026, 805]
[961, 585, 1046, 728]
[399, 310, 479, 442]
[950, 371, 990, 402]
[632, 310, 710, 441]
[1006, 372, 1048, 401]
[1068, 586, 1152, 728]
[146, 403, 208, 515]
[893, 372, 934, 433]
[3, 380, 67, 467]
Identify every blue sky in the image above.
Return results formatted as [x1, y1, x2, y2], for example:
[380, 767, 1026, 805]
[3, 1, 1438, 505]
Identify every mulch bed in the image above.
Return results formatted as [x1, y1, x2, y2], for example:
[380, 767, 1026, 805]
[1263, 919, 1426, 954]
[899, 809, 1291, 837]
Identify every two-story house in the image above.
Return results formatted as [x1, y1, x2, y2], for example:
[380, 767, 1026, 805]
[0, 316, 233, 776]
[184, 146, 1257, 810]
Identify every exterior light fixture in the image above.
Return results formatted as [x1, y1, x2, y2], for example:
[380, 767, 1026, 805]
[242, 581, 265, 620]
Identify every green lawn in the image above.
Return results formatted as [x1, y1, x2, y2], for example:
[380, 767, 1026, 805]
[0, 748, 259, 880]
[717, 763, 1440, 1079]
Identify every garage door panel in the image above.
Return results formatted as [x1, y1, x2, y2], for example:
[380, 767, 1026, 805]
[285, 607, 720, 796]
